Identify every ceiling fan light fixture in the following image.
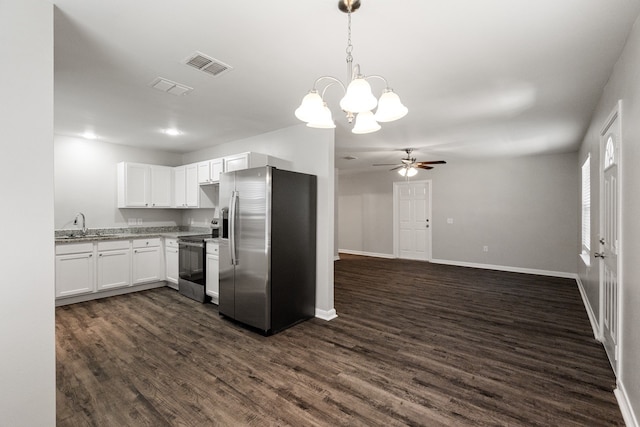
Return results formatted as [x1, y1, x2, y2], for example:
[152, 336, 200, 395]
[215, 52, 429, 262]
[374, 89, 408, 122]
[398, 166, 418, 177]
[352, 110, 380, 134]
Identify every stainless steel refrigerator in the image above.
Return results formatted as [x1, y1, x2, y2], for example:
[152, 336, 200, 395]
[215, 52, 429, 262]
[218, 166, 317, 334]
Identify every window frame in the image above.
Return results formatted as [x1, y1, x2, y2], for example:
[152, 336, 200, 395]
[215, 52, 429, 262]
[581, 154, 591, 265]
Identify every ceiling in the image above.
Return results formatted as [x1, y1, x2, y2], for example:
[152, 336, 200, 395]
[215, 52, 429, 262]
[53, 0, 640, 173]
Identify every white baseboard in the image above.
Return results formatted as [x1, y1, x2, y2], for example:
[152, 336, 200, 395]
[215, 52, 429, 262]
[315, 308, 338, 321]
[430, 258, 576, 279]
[616, 380, 639, 427]
[338, 249, 395, 259]
[334, 254, 341, 261]
[55, 281, 167, 306]
[575, 275, 601, 340]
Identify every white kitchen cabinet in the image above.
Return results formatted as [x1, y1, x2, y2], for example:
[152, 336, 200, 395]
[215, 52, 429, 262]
[117, 162, 172, 208]
[165, 238, 179, 289]
[223, 152, 270, 173]
[174, 166, 186, 207]
[55, 243, 95, 298]
[117, 162, 148, 207]
[185, 163, 199, 207]
[174, 164, 199, 208]
[198, 158, 224, 184]
[97, 240, 131, 291]
[205, 242, 219, 304]
[150, 165, 172, 207]
[132, 238, 162, 284]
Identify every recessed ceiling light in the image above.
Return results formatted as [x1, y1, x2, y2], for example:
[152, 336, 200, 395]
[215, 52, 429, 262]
[163, 128, 182, 136]
[82, 132, 97, 140]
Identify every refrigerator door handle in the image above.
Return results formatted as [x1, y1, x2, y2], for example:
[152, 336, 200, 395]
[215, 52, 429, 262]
[229, 190, 239, 265]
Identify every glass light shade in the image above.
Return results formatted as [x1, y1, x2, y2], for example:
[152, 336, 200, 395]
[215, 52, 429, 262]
[339, 78, 378, 113]
[374, 90, 408, 122]
[306, 103, 336, 129]
[398, 166, 417, 177]
[351, 111, 381, 134]
[295, 91, 324, 123]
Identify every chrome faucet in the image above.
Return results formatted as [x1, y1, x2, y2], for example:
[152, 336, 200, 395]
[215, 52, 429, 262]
[73, 212, 87, 235]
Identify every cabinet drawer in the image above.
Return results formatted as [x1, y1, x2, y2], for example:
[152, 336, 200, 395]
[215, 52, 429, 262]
[132, 238, 161, 248]
[206, 243, 219, 255]
[97, 240, 130, 251]
[165, 238, 178, 248]
[56, 242, 93, 255]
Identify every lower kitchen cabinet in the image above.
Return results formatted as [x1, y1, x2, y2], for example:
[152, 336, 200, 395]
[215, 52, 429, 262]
[97, 241, 131, 291]
[55, 237, 166, 305]
[165, 238, 179, 289]
[205, 242, 219, 304]
[132, 238, 162, 284]
[55, 243, 95, 298]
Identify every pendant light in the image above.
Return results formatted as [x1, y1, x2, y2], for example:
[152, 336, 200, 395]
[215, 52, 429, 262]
[295, 0, 407, 134]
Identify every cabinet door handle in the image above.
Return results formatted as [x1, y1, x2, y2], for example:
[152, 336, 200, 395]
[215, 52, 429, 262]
[89, 254, 93, 258]
[99, 254, 103, 257]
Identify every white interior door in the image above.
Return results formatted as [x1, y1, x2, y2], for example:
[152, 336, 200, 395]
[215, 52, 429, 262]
[394, 181, 431, 261]
[599, 103, 621, 374]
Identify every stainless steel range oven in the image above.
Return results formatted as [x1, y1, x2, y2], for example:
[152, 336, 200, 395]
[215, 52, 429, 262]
[178, 235, 210, 302]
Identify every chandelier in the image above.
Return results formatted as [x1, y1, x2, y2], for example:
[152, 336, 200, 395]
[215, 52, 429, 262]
[295, 0, 408, 134]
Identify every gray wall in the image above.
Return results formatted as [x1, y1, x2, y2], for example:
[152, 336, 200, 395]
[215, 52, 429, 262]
[578, 13, 640, 423]
[339, 152, 579, 274]
[54, 135, 184, 229]
[0, 1, 55, 424]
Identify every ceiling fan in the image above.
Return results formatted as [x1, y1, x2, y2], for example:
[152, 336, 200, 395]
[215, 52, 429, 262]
[373, 149, 446, 177]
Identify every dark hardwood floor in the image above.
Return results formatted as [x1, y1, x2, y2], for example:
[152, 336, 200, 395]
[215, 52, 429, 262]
[56, 254, 622, 426]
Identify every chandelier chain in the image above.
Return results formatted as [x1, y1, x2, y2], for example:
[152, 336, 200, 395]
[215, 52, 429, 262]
[345, 10, 353, 64]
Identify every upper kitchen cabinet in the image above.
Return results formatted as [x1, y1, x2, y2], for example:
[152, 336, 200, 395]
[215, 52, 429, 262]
[198, 158, 223, 185]
[223, 152, 270, 173]
[117, 162, 172, 208]
[174, 164, 199, 208]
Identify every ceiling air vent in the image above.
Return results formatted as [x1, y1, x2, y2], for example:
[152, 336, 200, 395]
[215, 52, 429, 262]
[184, 51, 232, 77]
[149, 77, 193, 96]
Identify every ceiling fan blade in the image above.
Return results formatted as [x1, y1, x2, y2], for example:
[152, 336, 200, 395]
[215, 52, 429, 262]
[415, 160, 447, 165]
[389, 166, 404, 171]
[373, 163, 402, 166]
[416, 165, 434, 170]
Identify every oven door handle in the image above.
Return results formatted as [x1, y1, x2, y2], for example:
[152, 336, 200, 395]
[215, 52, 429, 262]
[229, 190, 238, 265]
[179, 241, 205, 249]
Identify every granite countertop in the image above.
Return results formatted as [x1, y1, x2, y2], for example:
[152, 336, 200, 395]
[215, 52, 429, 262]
[54, 226, 214, 243]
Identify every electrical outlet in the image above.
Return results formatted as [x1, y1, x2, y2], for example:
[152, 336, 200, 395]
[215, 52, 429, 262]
[127, 218, 136, 225]
[447, 218, 454, 224]
[483, 246, 489, 252]
[137, 218, 143, 225]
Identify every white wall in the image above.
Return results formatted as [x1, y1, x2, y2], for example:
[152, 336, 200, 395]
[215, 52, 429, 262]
[339, 152, 579, 274]
[0, 1, 55, 425]
[182, 124, 337, 319]
[54, 135, 184, 229]
[578, 13, 640, 425]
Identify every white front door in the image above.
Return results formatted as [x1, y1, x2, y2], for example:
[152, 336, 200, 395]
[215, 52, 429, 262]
[599, 102, 621, 374]
[394, 180, 431, 261]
